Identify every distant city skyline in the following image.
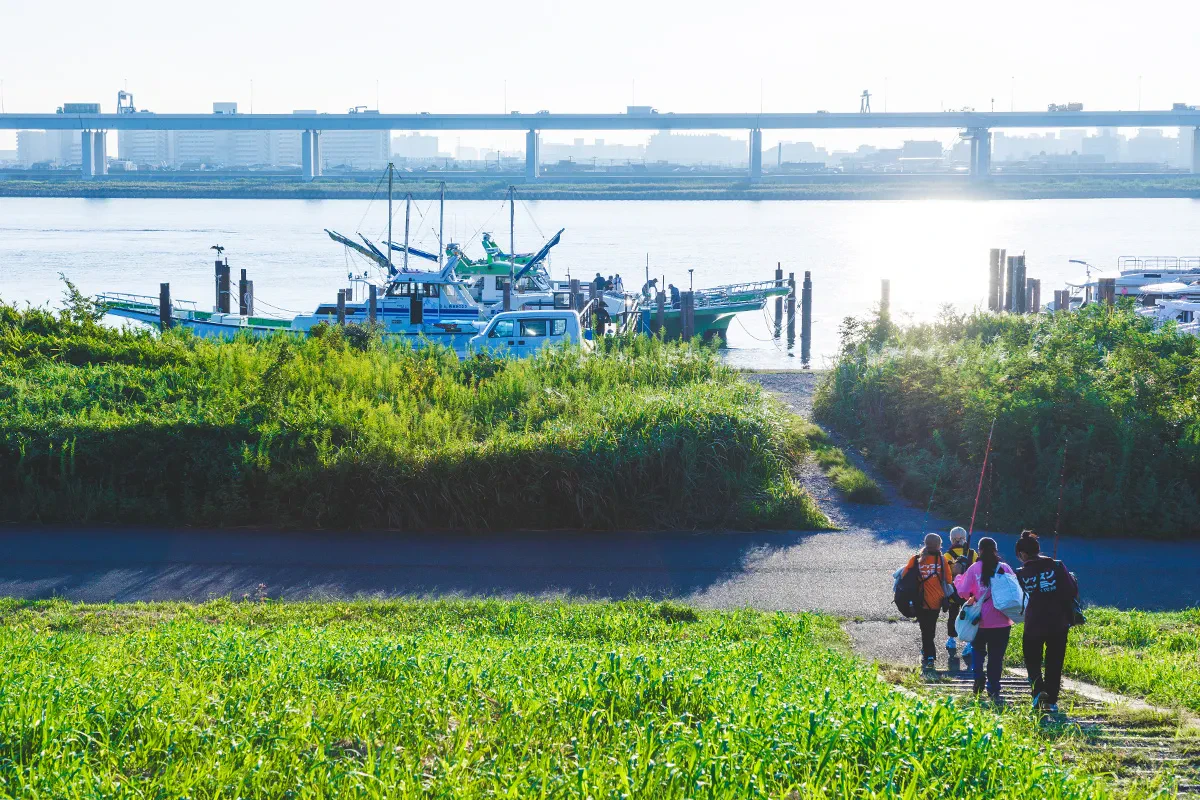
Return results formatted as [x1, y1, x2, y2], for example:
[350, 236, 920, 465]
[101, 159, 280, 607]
[3, 0, 1199, 151]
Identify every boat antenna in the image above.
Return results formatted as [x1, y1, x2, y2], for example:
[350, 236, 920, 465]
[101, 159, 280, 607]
[386, 164, 394, 274]
[509, 185, 516, 287]
[966, 417, 996, 552]
[403, 191, 411, 273]
[439, 181, 445, 267]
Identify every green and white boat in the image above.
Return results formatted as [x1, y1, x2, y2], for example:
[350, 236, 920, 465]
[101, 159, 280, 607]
[637, 281, 791, 342]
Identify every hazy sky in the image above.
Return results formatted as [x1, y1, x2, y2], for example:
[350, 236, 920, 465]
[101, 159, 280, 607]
[3, 0, 1199, 150]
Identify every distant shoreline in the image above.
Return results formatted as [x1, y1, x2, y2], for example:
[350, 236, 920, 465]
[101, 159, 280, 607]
[3, 175, 1200, 201]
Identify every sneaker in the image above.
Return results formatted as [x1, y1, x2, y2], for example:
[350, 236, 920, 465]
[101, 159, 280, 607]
[988, 692, 1003, 705]
[972, 680, 985, 695]
[923, 656, 936, 669]
[961, 643, 974, 659]
[1047, 703, 1059, 714]
[1031, 693, 1043, 710]
[946, 637, 958, 651]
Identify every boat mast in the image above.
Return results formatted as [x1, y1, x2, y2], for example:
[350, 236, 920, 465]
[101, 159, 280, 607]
[438, 181, 445, 267]
[387, 164, 393, 274]
[509, 185, 515, 287]
[403, 192, 411, 273]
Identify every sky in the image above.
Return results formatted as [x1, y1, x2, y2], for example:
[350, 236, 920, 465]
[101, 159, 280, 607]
[2, 0, 1199, 151]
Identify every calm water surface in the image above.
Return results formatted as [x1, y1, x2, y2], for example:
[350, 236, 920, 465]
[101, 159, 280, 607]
[2, 197, 1199, 366]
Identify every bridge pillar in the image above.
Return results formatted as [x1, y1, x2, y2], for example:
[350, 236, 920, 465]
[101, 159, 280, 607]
[1191, 127, 1200, 174]
[80, 130, 94, 178]
[966, 127, 991, 179]
[301, 130, 314, 180]
[93, 131, 107, 176]
[525, 129, 540, 180]
[312, 130, 322, 177]
[749, 128, 763, 182]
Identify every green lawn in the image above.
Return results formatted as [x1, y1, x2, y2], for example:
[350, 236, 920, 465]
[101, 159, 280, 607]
[0, 599, 1144, 798]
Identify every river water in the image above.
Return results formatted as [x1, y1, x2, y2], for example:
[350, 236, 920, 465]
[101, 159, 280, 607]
[2, 197, 1198, 366]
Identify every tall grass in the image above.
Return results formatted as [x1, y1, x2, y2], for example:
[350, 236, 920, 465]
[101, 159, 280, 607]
[814, 305, 1200, 538]
[0, 599, 1138, 798]
[1005, 608, 1200, 713]
[0, 293, 825, 530]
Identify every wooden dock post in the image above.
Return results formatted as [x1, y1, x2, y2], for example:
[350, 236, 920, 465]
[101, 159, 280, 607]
[1004, 256, 1017, 311]
[158, 283, 172, 331]
[368, 284, 378, 323]
[1013, 256, 1027, 313]
[502, 281, 512, 312]
[997, 248, 1007, 310]
[238, 269, 254, 316]
[655, 291, 666, 335]
[880, 279, 891, 317]
[1027, 278, 1041, 314]
[786, 272, 797, 346]
[680, 291, 695, 341]
[336, 290, 346, 325]
[801, 271, 812, 365]
[774, 263, 784, 337]
[1098, 277, 1116, 307]
[215, 259, 231, 314]
[569, 278, 581, 310]
[987, 249, 1001, 311]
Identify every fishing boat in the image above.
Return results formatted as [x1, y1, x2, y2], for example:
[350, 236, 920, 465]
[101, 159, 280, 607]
[1055, 256, 1200, 308]
[636, 280, 791, 342]
[100, 166, 492, 354]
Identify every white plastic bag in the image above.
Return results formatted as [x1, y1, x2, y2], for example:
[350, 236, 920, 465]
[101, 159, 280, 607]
[990, 567, 1027, 623]
[956, 599, 983, 643]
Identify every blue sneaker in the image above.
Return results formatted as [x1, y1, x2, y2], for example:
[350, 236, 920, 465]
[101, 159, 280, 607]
[1031, 693, 1043, 710]
[961, 642, 974, 659]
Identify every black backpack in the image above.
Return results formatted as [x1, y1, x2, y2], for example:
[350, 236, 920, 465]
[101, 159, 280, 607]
[894, 556, 938, 618]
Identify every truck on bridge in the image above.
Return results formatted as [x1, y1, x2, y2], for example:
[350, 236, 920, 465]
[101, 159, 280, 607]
[1048, 102, 1084, 112]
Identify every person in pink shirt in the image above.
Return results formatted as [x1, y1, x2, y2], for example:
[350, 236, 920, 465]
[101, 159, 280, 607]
[953, 537, 1015, 701]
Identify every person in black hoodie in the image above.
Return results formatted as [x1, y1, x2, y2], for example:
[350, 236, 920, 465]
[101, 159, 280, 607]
[1015, 530, 1079, 713]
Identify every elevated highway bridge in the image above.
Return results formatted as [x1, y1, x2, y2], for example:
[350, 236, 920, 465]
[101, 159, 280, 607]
[4, 109, 1199, 180]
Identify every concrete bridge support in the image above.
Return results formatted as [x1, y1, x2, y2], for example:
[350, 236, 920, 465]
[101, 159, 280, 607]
[1191, 127, 1200, 174]
[749, 128, 763, 182]
[301, 130, 323, 180]
[965, 127, 992, 179]
[92, 131, 107, 176]
[525, 130, 540, 180]
[80, 131, 94, 178]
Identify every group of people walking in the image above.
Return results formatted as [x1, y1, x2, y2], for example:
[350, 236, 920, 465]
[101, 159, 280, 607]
[898, 527, 1079, 711]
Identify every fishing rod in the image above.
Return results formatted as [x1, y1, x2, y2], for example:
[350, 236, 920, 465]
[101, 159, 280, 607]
[966, 417, 997, 552]
[1053, 442, 1068, 558]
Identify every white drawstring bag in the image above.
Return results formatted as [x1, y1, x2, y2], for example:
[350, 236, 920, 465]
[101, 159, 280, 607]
[990, 567, 1027, 623]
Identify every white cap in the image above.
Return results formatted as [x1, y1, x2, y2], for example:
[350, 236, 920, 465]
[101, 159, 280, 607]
[950, 526, 968, 543]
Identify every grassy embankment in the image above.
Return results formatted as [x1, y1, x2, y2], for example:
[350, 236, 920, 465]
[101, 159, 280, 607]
[0, 598, 1150, 798]
[785, 416, 887, 504]
[1004, 608, 1200, 715]
[4, 175, 1200, 200]
[814, 304, 1200, 538]
[0, 289, 826, 530]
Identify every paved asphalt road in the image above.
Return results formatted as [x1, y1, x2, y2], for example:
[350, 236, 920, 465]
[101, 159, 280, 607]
[3, 515, 1196, 614]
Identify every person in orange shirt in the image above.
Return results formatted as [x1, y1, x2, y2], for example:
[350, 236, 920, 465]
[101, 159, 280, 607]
[902, 532, 956, 668]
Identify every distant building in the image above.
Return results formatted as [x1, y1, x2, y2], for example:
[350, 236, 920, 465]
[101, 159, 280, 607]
[540, 137, 645, 164]
[118, 128, 170, 167]
[16, 129, 82, 167]
[0, 149, 17, 165]
[645, 131, 747, 166]
[393, 133, 441, 160]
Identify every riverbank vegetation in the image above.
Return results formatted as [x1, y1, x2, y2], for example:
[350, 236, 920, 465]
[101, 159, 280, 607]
[814, 304, 1200, 538]
[4, 174, 1200, 201]
[0, 290, 826, 530]
[0, 598, 1134, 798]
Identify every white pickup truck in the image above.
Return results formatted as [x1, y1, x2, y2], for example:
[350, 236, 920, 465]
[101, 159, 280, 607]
[468, 309, 592, 358]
